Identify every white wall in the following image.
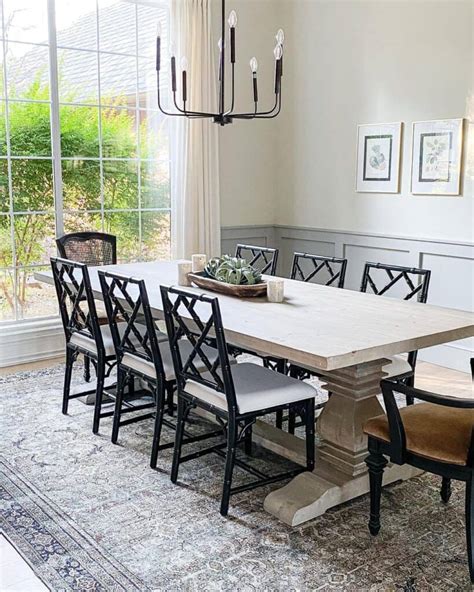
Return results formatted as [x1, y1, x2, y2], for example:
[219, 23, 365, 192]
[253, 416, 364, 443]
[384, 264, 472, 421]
[274, 0, 473, 242]
[217, 0, 280, 227]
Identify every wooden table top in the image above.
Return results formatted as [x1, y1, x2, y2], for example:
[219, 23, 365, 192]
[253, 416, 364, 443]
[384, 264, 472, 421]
[36, 261, 474, 371]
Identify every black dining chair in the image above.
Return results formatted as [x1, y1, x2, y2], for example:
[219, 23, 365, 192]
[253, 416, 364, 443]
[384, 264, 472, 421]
[56, 231, 117, 383]
[51, 257, 118, 434]
[360, 262, 431, 405]
[161, 285, 317, 516]
[235, 244, 279, 276]
[98, 271, 225, 466]
[278, 253, 348, 433]
[364, 377, 474, 584]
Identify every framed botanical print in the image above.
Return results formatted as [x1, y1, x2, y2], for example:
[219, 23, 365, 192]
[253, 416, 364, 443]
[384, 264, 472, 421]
[411, 118, 464, 195]
[356, 122, 402, 193]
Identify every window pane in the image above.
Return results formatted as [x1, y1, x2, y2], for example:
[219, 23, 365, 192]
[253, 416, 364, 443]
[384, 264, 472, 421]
[0, 268, 15, 321]
[0, 215, 12, 266]
[60, 105, 100, 158]
[101, 107, 137, 158]
[140, 160, 170, 209]
[140, 110, 169, 160]
[104, 211, 139, 262]
[137, 58, 157, 111]
[0, 160, 9, 212]
[16, 266, 58, 319]
[3, 0, 48, 44]
[0, 103, 6, 154]
[103, 160, 138, 210]
[62, 159, 101, 211]
[140, 211, 171, 261]
[98, 1, 137, 55]
[11, 159, 54, 212]
[56, 0, 98, 51]
[6, 42, 50, 100]
[58, 48, 99, 104]
[64, 210, 102, 234]
[99, 53, 137, 107]
[9, 102, 52, 156]
[13, 213, 55, 266]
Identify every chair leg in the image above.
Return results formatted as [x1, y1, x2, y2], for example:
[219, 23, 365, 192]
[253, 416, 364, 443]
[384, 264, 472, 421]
[405, 374, 415, 406]
[83, 354, 91, 383]
[62, 348, 75, 415]
[466, 476, 474, 583]
[305, 399, 315, 471]
[244, 423, 252, 456]
[365, 440, 388, 536]
[441, 477, 452, 504]
[111, 368, 126, 444]
[275, 410, 284, 429]
[220, 419, 237, 517]
[288, 407, 296, 434]
[150, 384, 166, 469]
[171, 397, 188, 484]
[92, 357, 106, 435]
[166, 382, 175, 416]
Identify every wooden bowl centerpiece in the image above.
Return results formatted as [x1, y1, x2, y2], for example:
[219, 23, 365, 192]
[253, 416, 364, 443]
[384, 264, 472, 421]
[188, 255, 267, 298]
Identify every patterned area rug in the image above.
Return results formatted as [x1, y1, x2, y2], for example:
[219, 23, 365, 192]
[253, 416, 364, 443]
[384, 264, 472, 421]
[0, 364, 471, 591]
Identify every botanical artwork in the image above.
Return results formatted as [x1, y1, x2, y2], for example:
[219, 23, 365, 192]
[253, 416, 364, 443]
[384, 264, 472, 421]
[356, 123, 402, 193]
[411, 119, 464, 195]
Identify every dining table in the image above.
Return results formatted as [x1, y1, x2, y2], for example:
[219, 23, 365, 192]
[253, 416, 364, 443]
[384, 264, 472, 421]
[35, 260, 474, 526]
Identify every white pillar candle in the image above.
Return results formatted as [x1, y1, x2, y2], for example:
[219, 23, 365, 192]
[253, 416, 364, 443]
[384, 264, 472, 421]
[267, 278, 284, 303]
[177, 260, 192, 286]
[192, 253, 207, 273]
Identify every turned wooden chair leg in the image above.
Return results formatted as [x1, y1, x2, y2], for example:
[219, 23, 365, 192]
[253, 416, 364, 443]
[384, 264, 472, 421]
[365, 439, 388, 536]
[466, 476, 474, 583]
[441, 477, 452, 504]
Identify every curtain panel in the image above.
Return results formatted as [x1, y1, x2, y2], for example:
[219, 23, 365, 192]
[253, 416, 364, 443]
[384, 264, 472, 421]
[170, 0, 221, 260]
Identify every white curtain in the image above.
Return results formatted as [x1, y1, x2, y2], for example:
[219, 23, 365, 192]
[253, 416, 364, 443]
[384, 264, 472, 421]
[170, 0, 221, 260]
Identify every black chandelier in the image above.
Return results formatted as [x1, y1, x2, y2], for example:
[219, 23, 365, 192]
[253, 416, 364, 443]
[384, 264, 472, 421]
[155, 0, 284, 126]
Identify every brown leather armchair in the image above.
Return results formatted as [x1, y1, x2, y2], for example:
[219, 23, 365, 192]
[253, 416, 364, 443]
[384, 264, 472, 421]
[364, 378, 474, 584]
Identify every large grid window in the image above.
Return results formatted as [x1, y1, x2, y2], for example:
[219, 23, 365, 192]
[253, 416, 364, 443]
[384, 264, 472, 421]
[0, 0, 170, 322]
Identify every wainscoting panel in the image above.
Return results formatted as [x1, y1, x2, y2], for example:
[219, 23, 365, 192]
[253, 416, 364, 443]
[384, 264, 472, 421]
[272, 225, 473, 371]
[221, 225, 276, 257]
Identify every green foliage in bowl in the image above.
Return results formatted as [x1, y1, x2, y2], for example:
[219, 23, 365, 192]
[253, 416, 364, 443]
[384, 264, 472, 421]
[204, 255, 263, 286]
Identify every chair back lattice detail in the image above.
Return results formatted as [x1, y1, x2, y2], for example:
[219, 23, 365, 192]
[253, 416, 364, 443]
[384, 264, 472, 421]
[234, 244, 279, 275]
[51, 257, 103, 350]
[98, 271, 165, 378]
[360, 262, 431, 303]
[56, 232, 117, 266]
[291, 252, 348, 288]
[160, 286, 237, 411]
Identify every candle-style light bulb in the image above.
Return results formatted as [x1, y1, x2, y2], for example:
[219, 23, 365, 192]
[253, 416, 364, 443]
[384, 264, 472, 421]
[273, 43, 283, 60]
[275, 28, 285, 45]
[156, 21, 162, 37]
[217, 37, 223, 51]
[181, 56, 188, 71]
[249, 57, 258, 73]
[169, 42, 176, 57]
[228, 10, 237, 28]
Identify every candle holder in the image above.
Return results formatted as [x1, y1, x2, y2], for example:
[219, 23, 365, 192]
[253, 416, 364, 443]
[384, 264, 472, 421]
[192, 254, 207, 273]
[267, 278, 284, 303]
[177, 260, 192, 286]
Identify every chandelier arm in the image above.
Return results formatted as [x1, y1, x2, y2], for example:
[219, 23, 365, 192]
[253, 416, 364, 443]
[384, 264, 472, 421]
[232, 94, 279, 118]
[156, 76, 190, 117]
[172, 91, 217, 118]
[253, 91, 282, 119]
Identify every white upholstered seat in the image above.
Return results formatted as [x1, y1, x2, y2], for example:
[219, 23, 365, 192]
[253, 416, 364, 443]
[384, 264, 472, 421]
[121, 340, 227, 381]
[70, 323, 167, 357]
[185, 362, 316, 414]
[382, 355, 412, 378]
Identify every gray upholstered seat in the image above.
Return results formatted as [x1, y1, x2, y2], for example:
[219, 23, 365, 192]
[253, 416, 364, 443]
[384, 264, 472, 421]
[122, 340, 228, 381]
[185, 362, 317, 414]
[70, 323, 167, 357]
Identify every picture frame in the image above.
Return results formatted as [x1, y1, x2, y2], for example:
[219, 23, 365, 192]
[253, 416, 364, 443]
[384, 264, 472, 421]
[411, 118, 464, 196]
[356, 122, 402, 193]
